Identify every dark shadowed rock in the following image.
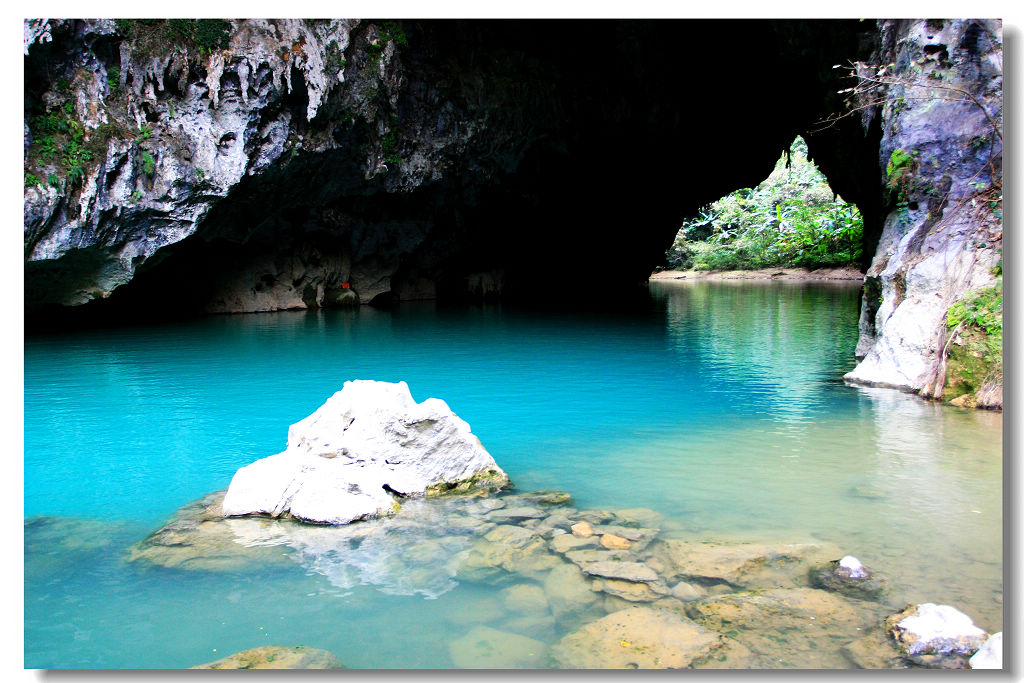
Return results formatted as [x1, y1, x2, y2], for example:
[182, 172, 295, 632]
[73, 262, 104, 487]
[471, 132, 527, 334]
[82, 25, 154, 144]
[810, 555, 886, 601]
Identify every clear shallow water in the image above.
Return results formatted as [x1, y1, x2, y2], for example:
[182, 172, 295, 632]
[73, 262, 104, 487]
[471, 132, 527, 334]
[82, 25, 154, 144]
[24, 280, 1002, 668]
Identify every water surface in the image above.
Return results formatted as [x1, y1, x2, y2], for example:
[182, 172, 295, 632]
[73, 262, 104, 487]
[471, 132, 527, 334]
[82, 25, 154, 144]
[24, 280, 1002, 668]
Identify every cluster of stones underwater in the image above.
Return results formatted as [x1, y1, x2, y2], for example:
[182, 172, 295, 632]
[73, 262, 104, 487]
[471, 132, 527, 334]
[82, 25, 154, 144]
[122, 486, 999, 669]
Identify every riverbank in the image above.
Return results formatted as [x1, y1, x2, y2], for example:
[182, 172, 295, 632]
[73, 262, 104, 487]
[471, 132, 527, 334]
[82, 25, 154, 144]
[650, 267, 864, 281]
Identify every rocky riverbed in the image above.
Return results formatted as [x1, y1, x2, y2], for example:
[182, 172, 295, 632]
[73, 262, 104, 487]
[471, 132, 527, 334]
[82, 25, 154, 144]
[122, 483, 996, 669]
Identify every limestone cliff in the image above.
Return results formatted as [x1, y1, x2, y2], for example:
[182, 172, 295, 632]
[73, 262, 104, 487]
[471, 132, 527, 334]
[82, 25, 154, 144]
[843, 19, 1002, 408]
[24, 19, 880, 321]
[24, 19, 490, 311]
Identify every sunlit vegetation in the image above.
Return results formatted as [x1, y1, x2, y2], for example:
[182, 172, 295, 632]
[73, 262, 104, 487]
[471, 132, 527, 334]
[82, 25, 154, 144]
[666, 137, 863, 271]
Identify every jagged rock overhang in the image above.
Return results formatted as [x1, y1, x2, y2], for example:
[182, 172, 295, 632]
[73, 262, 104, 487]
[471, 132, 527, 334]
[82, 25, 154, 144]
[25, 19, 883, 328]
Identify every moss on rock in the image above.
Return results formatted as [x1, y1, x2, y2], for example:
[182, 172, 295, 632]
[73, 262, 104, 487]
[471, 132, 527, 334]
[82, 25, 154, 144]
[425, 467, 510, 497]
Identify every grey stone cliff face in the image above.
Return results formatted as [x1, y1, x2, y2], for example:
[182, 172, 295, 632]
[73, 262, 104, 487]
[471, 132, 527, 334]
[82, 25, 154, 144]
[24, 19, 484, 311]
[843, 19, 1002, 404]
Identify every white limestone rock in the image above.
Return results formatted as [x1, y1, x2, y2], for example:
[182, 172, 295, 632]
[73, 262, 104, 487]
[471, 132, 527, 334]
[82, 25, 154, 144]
[968, 632, 1002, 669]
[222, 381, 509, 524]
[885, 603, 988, 657]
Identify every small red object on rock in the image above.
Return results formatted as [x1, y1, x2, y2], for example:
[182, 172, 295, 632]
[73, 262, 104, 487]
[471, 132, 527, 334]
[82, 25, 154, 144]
[342, 282, 350, 289]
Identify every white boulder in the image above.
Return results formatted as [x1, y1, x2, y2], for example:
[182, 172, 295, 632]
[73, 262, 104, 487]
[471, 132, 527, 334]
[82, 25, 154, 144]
[222, 380, 509, 524]
[838, 555, 868, 579]
[968, 632, 1002, 669]
[885, 603, 988, 657]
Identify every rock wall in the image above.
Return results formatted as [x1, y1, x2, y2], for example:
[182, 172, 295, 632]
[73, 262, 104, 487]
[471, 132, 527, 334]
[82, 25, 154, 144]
[24, 19, 879, 322]
[843, 19, 1002, 407]
[23, 19, 463, 312]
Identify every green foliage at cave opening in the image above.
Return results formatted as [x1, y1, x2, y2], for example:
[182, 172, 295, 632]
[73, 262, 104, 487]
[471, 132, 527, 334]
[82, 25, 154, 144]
[665, 137, 864, 271]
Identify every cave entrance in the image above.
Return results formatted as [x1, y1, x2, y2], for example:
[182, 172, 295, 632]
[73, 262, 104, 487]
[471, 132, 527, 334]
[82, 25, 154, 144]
[663, 136, 864, 274]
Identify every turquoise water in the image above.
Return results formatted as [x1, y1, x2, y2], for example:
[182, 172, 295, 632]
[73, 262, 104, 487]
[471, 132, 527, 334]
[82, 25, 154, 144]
[24, 280, 1002, 668]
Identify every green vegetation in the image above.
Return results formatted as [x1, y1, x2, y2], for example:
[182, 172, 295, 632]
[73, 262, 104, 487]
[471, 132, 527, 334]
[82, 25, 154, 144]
[106, 67, 121, 96]
[27, 100, 95, 189]
[367, 21, 407, 68]
[665, 137, 863, 271]
[325, 40, 347, 72]
[885, 147, 919, 201]
[379, 21, 408, 46]
[943, 282, 1002, 404]
[25, 173, 40, 188]
[141, 150, 156, 176]
[946, 284, 1002, 337]
[114, 19, 231, 58]
[381, 130, 401, 165]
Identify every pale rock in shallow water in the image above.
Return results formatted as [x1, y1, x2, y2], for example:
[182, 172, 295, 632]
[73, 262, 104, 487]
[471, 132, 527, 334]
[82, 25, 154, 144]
[582, 561, 659, 583]
[222, 381, 508, 524]
[448, 625, 548, 668]
[191, 645, 343, 669]
[570, 521, 594, 538]
[968, 632, 1002, 669]
[500, 583, 550, 616]
[809, 554, 885, 600]
[685, 587, 875, 668]
[551, 607, 726, 668]
[543, 563, 599, 620]
[885, 603, 988, 658]
[839, 555, 867, 578]
[648, 539, 838, 590]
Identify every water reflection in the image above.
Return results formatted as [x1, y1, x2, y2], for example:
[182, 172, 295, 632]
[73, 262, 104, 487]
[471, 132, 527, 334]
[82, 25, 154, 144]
[652, 280, 861, 424]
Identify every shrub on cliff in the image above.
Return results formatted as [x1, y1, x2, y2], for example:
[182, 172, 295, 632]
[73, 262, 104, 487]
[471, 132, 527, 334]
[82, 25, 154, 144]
[666, 137, 863, 271]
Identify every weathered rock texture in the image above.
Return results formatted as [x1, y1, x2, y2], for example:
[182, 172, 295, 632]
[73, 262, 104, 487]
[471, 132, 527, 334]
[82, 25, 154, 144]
[885, 603, 988, 659]
[192, 645, 343, 669]
[221, 380, 508, 524]
[843, 20, 1002, 405]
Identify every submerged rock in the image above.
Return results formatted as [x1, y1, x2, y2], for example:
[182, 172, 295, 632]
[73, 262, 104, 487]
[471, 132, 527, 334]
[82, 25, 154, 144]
[670, 581, 707, 602]
[501, 490, 574, 507]
[126, 491, 297, 572]
[543, 562, 600, 621]
[222, 381, 509, 524]
[448, 625, 548, 668]
[612, 508, 665, 527]
[647, 539, 838, 589]
[455, 524, 562, 583]
[591, 578, 667, 603]
[809, 555, 886, 600]
[885, 603, 988, 666]
[500, 583, 550, 616]
[570, 521, 594, 538]
[551, 607, 729, 669]
[841, 629, 911, 669]
[582, 561, 659, 583]
[685, 587, 874, 668]
[600, 534, 632, 550]
[191, 645, 344, 669]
